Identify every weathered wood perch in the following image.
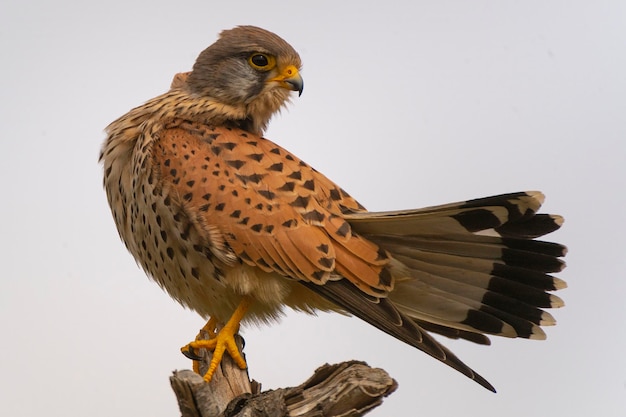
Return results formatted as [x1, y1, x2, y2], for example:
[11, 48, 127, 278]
[169, 336, 398, 417]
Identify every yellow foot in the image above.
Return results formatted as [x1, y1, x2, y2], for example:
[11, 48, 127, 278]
[180, 317, 218, 374]
[180, 298, 251, 382]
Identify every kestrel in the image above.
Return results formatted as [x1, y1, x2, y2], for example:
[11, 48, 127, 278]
[100, 26, 566, 392]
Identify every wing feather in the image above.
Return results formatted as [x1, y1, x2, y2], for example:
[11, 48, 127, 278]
[153, 121, 385, 291]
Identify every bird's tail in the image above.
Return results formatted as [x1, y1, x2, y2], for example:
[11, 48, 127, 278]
[334, 191, 566, 391]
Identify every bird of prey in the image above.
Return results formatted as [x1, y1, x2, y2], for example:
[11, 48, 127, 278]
[100, 26, 566, 392]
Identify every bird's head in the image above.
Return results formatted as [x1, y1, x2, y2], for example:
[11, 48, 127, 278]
[186, 26, 303, 134]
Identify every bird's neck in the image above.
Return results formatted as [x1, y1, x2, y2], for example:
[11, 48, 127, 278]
[101, 87, 289, 176]
[106, 90, 254, 138]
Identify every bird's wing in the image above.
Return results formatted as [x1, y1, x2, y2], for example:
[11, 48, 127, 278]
[150, 119, 390, 296]
[302, 278, 496, 391]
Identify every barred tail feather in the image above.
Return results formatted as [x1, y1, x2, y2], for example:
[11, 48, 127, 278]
[345, 191, 562, 239]
[327, 191, 564, 390]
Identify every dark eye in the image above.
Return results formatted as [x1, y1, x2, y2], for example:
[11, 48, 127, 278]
[248, 53, 276, 71]
[251, 54, 269, 67]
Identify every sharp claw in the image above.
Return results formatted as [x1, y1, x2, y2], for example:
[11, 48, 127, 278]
[181, 345, 204, 361]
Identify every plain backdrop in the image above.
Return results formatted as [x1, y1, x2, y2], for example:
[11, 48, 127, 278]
[1, 1, 625, 416]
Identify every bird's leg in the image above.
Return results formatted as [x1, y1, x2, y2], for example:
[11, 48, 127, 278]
[180, 297, 251, 382]
[199, 317, 219, 339]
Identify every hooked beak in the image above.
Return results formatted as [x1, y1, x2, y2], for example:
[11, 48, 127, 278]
[270, 64, 304, 96]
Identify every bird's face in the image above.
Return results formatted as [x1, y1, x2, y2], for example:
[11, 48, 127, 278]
[186, 26, 303, 133]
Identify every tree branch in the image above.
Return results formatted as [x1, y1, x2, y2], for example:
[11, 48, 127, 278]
[170, 338, 397, 417]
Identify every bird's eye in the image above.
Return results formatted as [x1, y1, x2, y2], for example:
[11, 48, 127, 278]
[251, 54, 268, 66]
[248, 53, 276, 71]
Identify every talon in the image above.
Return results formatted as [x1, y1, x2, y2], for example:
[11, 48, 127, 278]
[180, 344, 204, 361]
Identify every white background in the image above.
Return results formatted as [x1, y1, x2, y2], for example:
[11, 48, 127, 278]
[2, 1, 625, 416]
